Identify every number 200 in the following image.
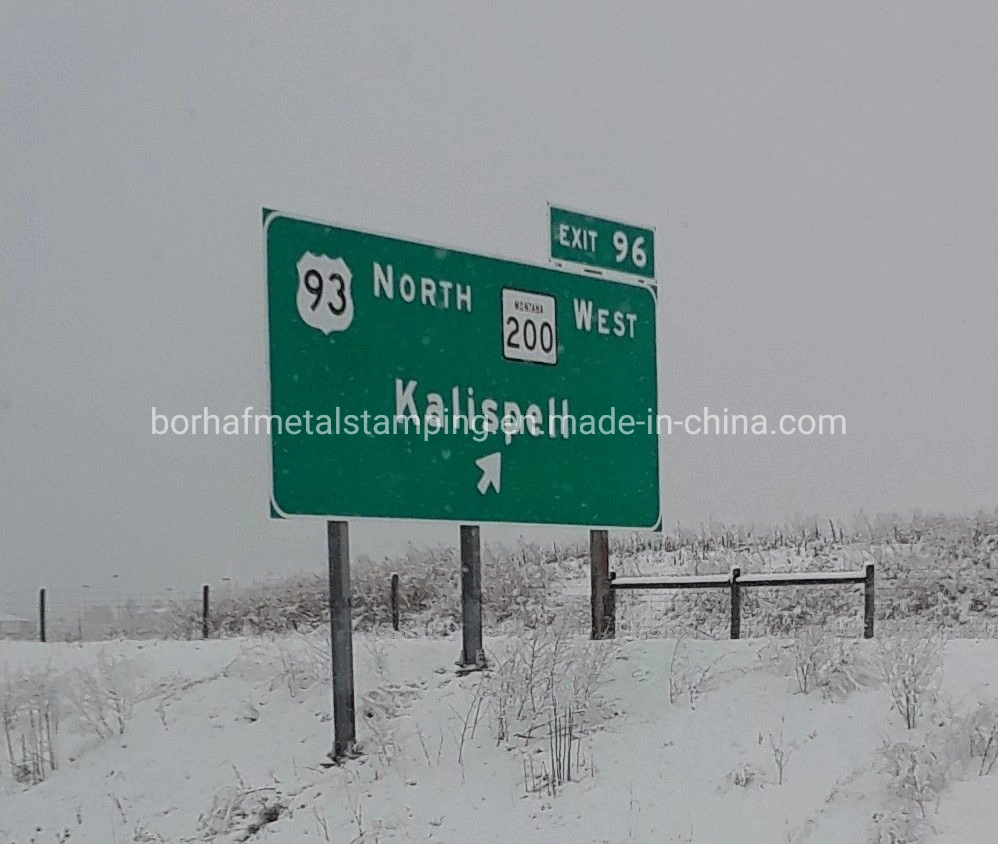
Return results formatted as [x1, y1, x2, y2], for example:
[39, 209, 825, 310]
[505, 316, 554, 353]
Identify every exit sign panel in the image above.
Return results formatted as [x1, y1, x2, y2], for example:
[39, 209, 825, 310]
[550, 206, 655, 279]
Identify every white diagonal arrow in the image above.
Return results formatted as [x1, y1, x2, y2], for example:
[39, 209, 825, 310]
[475, 452, 502, 495]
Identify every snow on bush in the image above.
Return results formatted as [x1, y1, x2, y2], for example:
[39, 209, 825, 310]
[916, 698, 998, 780]
[178, 540, 577, 640]
[0, 651, 144, 787]
[352, 540, 579, 633]
[875, 629, 945, 729]
[193, 766, 286, 843]
[68, 650, 138, 739]
[0, 666, 59, 785]
[352, 545, 459, 633]
[667, 636, 724, 709]
[962, 702, 998, 776]
[521, 704, 592, 797]
[761, 722, 797, 787]
[875, 739, 949, 842]
[360, 683, 423, 767]
[879, 512, 998, 629]
[763, 625, 869, 698]
[269, 634, 330, 699]
[871, 700, 996, 842]
[484, 621, 611, 748]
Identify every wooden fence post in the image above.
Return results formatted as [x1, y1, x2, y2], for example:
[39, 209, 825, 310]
[202, 584, 210, 639]
[863, 563, 875, 639]
[729, 566, 741, 640]
[607, 571, 616, 638]
[39, 588, 46, 643]
[390, 573, 400, 632]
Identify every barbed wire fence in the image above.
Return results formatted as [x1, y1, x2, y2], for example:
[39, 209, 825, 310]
[0, 584, 234, 642]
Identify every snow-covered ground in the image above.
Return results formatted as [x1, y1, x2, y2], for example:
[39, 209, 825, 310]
[2, 630, 996, 843]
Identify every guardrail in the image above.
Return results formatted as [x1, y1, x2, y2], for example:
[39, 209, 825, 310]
[606, 563, 875, 639]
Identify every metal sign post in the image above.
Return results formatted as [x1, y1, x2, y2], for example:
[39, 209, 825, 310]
[327, 520, 356, 760]
[458, 525, 485, 671]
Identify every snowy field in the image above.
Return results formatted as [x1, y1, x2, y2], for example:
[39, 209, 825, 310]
[3, 627, 998, 843]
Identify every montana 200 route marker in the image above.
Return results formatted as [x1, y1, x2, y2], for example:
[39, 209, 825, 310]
[264, 209, 660, 528]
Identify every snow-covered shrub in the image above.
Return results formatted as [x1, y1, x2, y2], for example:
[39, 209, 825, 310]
[872, 698, 998, 841]
[271, 635, 330, 699]
[353, 540, 570, 633]
[195, 767, 286, 842]
[359, 680, 423, 765]
[98, 599, 189, 641]
[69, 651, 138, 738]
[484, 541, 574, 627]
[130, 825, 165, 843]
[207, 573, 331, 637]
[0, 667, 60, 785]
[724, 763, 761, 789]
[746, 581, 864, 637]
[876, 740, 948, 835]
[788, 626, 832, 694]
[667, 637, 723, 709]
[921, 699, 998, 779]
[763, 727, 794, 786]
[154, 599, 207, 640]
[192, 540, 568, 639]
[774, 625, 867, 697]
[879, 512, 998, 629]
[486, 623, 611, 746]
[875, 630, 944, 729]
[871, 804, 924, 844]
[963, 702, 998, 776]
[351, 545, 458, 632]
[521, 704, 591, 797]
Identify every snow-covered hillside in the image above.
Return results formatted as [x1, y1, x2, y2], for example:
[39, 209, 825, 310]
[3, 628, 997, 843]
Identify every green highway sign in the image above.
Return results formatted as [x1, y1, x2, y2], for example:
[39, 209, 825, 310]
[265, 209, 660, 528]
[549, 205, 655, 279]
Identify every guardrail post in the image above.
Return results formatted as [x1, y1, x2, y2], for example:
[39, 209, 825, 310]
[390, 573, 400, 632]
[590, 529, 613, 639]
[39, 588, 46, 643]
[863, 563, 875, 639]
[729, 566, 741, 640]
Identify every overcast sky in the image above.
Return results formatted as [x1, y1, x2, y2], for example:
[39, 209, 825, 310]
[2, 3, 996, 608]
